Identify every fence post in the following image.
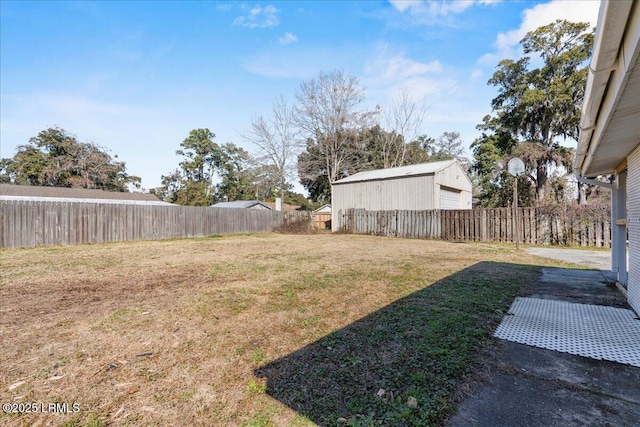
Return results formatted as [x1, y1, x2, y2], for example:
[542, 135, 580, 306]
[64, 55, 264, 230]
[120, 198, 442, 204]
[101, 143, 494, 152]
[481, 209, 487, 241]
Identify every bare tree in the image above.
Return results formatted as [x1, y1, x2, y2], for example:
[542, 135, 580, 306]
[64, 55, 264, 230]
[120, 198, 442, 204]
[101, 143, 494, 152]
[243, 95, 300, 199]
[294, 70, 378, 185]
[379, 89, 429, 168]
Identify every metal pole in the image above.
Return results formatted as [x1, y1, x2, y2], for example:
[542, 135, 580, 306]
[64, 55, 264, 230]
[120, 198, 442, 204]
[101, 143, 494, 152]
[514, 176, 519, 250]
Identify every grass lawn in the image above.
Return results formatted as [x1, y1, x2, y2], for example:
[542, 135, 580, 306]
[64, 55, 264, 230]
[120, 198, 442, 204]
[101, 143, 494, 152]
[0, 233, 572, 426]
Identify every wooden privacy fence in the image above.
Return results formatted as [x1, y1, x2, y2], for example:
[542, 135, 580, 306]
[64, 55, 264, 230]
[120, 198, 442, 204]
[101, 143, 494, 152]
[340, 207, 611, 247]
[312, 212, 332, 230]
[0, 200, 288, 249]
[339, 209, 441, 239]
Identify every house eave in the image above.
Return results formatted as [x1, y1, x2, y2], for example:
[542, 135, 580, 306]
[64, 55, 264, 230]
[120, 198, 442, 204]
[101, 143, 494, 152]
[576, 0, 640, 177]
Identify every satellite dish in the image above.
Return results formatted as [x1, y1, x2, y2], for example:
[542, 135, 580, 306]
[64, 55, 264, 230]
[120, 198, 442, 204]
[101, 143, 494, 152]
[507, 157, 525, 176]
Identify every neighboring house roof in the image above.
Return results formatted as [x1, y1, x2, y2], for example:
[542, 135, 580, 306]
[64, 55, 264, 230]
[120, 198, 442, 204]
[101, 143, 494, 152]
[332, 160, 462, 185]
[576, 1, 640, 177]
[211, 200, 271, 210]
[314, 204, 331, 213]
[0, 184, 171, 205]
[263, 201, 301, 211]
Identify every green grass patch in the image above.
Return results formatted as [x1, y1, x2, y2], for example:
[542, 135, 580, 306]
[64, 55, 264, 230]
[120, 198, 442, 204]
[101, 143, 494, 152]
[255, 261, 538, 426]
[60, 412, 106, 427]
[247, 378, 267, 395]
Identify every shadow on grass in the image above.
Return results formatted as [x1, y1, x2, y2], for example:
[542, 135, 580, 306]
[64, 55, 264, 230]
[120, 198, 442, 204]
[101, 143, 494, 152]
[254, 261, 539, 427]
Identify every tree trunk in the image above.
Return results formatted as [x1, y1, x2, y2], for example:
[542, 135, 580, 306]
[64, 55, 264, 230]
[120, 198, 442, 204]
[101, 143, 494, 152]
[577, 181, 587, 205]
[536, 163, 547, 204]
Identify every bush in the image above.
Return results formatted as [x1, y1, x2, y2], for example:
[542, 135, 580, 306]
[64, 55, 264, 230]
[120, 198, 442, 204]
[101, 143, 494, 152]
[273, 213, 317, 235]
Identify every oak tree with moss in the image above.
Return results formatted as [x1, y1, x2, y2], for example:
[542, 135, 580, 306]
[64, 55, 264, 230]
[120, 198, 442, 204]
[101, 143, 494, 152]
[472, 20, 594, 206]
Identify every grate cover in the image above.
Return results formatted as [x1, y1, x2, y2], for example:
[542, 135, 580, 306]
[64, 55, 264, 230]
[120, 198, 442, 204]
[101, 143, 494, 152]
[495, 297, 640, 367]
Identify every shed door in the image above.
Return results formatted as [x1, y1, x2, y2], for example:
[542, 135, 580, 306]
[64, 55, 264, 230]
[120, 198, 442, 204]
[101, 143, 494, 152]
[440, 187, 460, 210]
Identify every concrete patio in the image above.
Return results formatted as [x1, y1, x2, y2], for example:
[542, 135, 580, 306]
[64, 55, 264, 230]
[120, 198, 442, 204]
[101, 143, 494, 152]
[448, 249, 640, 426]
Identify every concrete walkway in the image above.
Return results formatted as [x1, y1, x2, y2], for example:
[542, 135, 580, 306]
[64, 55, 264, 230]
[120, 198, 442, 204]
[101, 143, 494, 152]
[448, 266, 640, 427]
[526, 247, 612, 270]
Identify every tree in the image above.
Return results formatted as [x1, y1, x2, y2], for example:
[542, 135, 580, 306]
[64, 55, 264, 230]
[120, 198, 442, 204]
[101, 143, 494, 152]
[0, 145, 48, 185]
[239, 164, 280, 201]
[473, 20, 593, 204]
[283, 190, 315, 210]
[176, 128, 221, 183]
[153, 169, 185, 204]
[175, 128, 222, 205]
[155, 130, 261, 205]
[434, 131, 467, 164]
[155, 128, 221, 205]
[471, 114, 533, 207]
[294, 70, 378, 188]
[214, 142, 254, 202]
[297, 137, 335, 204]
[243, 95, 300, 200]
[0, 127, 140, 191]
[378, 89, 429, 168]
[404, 134, 437, 165]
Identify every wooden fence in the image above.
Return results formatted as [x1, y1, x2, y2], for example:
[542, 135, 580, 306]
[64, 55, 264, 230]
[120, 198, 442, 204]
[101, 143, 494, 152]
[312, 212, 332, 230]
[339, 209, 441, 239]
[0, 200, 292, 249]
[340, 207, 611, 247]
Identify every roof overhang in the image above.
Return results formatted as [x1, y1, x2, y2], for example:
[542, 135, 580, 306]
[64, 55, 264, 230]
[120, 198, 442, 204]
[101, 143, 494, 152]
[576, 0, 640, 178]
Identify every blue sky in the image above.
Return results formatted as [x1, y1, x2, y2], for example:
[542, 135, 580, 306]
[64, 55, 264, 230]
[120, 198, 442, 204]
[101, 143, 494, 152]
[0, 0, 600, 192]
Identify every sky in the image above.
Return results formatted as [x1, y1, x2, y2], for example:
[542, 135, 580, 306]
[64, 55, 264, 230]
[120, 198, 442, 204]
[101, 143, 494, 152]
[0, 0, 600, 192]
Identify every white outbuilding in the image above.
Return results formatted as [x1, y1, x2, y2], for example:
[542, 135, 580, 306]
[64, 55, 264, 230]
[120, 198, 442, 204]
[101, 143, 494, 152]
[331, 160, 472, 231]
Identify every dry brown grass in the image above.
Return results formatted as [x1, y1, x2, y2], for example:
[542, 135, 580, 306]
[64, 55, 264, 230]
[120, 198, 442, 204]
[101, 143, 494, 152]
[0, 234, 566, 426]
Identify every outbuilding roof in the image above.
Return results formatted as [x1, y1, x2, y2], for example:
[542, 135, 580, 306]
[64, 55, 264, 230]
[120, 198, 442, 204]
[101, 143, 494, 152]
[332, 160, 457, 185]
[263, 201, 301, 211]
[0, 184, 171, 205]
[211, 200, 271, 210]
[314, 204, 331, 213]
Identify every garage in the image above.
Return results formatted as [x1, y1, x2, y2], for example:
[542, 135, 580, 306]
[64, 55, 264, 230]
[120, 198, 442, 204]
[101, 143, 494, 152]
[439, 187, 461, 210]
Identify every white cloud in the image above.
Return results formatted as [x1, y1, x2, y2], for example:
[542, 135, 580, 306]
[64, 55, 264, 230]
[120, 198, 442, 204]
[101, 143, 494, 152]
[392, 75, 457, 100]
[15, 92, 144, 118]
[470, 69, 483, 80]
[389, 0, 500, 16]
[363, 47, 456, 107]
[243, 45, 354, 79]
[233, 4, 279, 29]
[479, 0, 599, 64]
[279, 32, 298, 45]
[389, 0, 422, 13]
[365, 51, 442, 83]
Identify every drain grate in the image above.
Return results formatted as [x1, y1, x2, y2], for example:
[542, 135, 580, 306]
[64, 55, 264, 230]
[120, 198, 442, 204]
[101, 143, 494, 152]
[495, 297, 640, 367]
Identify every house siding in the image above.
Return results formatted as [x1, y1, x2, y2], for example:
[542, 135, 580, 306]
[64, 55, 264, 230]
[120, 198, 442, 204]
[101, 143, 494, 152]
[627, 144, 640, 314]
